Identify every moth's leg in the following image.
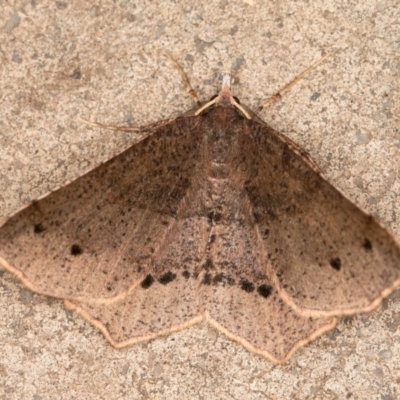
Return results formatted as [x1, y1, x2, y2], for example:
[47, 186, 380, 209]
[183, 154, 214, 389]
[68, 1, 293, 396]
[253, 53, 331, 115]
[77, 116, 177, 133]
[163, 51, 201, 107]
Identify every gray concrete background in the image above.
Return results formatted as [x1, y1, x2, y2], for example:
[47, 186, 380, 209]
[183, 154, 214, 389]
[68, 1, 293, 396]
[0, 0, 399, 399]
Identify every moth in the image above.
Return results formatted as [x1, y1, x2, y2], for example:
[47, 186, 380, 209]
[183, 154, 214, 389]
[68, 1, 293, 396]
[1, 54, 399, 364]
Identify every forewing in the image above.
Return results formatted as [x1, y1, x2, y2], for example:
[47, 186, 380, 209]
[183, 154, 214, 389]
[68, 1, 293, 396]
[241, 119, 400, 316]
[0, 117, 207, 301]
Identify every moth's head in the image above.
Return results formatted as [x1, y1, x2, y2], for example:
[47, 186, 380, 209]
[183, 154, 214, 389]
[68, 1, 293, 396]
[195, 73, 252, 119]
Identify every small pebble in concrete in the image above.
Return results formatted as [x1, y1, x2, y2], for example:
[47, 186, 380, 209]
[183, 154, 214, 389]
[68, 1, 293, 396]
[378, 349, 392, 359]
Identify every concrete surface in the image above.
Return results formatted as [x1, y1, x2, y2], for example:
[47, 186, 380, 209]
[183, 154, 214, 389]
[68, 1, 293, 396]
[0, 0, 399, 399]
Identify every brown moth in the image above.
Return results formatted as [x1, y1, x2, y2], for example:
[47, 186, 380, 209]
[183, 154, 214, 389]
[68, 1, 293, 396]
[1, 55, 400, 364]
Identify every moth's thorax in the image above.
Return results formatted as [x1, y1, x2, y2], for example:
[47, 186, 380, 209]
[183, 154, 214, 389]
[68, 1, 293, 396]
[204, 107, 243, 180]
[216, 79, 234, 107]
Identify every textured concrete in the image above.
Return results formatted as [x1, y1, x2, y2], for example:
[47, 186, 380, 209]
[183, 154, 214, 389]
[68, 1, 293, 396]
[0, 0, 399, 399]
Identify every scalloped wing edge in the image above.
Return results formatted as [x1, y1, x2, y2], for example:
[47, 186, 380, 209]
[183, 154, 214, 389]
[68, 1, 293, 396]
[64, 300, 338, 364]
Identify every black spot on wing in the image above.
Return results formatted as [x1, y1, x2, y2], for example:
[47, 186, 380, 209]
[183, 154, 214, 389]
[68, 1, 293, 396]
[330, 257, 341, 271]
[213, 212, 222, 222]
[141, 274, 154, 289]
[240, 278, 255, 293]
[182, 270, 190, 279]
[257, 284, 272, 299]
[70, 244, 83, 256]
[33, 223, 45, 234]
[158, 271, 177, 285]
[202, 273, 212, 285]
[362, 238, 372, 251]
